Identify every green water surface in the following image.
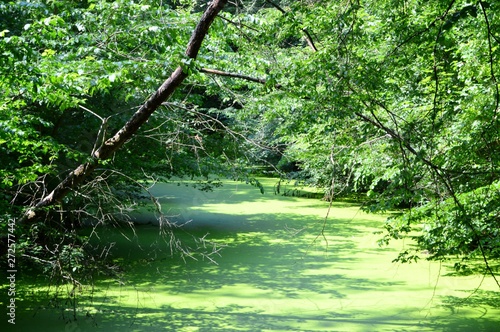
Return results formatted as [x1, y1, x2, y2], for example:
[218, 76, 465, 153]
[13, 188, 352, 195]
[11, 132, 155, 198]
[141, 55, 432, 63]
[2, 179, 499, 331]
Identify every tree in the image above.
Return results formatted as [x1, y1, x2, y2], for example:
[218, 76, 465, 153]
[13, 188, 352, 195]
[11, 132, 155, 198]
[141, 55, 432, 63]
[1, 0, 498, 287]
[23, 0, 228, 216]
[169, 0, 499, 279]
[1, 0, 243, 284]
[227, 0, 499, 280]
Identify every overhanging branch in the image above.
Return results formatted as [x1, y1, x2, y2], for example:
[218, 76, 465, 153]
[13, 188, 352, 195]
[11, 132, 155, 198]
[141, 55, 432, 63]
[199, 67, 282, 89]
[200, 68, 267, 84]
[22, 0, 228, 222]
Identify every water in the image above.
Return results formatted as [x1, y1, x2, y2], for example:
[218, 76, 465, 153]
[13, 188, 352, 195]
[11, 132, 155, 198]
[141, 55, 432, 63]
[2, 179, 499, 331]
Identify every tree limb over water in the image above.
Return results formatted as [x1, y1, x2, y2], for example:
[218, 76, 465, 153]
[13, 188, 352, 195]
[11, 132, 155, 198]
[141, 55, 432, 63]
[22, 0, 229, 222]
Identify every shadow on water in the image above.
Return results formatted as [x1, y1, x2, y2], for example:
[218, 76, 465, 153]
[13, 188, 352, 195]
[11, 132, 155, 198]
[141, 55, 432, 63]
[2, 180, 500, 331]
[85, 305, 500, 332]
[90, 212, 377, 296]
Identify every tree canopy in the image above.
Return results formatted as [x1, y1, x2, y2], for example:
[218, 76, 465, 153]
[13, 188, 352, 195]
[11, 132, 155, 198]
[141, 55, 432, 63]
[1, 0, 499, 284]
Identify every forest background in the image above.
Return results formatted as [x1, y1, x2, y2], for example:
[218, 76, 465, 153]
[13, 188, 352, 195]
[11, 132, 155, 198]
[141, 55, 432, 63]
[1, 0, 499, 288]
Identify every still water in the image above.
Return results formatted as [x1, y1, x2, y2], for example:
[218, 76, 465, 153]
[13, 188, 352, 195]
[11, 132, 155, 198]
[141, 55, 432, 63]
[2, 179, 499, 331]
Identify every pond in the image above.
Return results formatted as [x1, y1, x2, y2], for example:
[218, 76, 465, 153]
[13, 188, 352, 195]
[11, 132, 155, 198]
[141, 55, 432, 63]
[2, 178, 500, 331]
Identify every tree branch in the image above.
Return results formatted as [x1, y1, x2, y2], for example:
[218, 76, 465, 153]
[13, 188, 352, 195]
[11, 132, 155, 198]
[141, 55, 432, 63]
[199, 67, 267, 84]
[199, 67, 281, 89]
[217, 14, 259, 32]
[23, 0, 228, 221]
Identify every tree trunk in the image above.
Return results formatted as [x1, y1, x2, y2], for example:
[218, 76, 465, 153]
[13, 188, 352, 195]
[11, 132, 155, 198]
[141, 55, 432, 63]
[23, 0, 228, 222]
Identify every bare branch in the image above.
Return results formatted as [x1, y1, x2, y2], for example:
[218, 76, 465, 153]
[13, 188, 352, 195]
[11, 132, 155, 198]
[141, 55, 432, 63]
[217, 14, 259, 32]
[200, 67, 267, 84]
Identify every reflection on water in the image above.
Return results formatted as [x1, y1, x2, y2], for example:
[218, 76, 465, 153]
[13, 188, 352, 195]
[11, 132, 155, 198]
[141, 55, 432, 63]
[2, 179, 499, 331]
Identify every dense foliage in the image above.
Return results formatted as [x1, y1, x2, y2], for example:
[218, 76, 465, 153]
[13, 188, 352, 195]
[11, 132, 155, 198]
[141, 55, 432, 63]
[1, 0, 498, 283]
[0, 0, 253, 280]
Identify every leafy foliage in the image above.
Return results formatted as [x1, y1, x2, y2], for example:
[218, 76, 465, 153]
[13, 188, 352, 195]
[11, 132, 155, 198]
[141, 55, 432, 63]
[0, 0, 252, 282]
[1, 0, 499, 286]
[210, 0, 500, 271]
